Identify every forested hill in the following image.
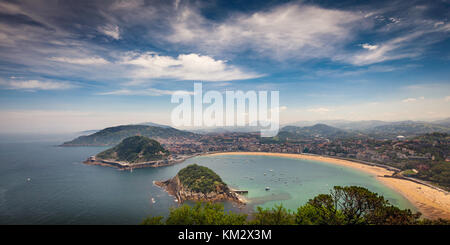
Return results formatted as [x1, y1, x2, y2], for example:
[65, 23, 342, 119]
[96, 136, 169, 163]
[61, 125, 198, 146]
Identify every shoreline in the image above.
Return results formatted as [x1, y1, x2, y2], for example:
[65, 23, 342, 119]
[209, 152, 450, 220]
[83, 154, 202, 170]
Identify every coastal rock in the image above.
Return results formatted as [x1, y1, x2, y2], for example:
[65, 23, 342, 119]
[154, 164, 245, 206]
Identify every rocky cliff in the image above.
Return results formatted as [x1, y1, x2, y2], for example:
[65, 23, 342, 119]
[154, 165, 245, 205]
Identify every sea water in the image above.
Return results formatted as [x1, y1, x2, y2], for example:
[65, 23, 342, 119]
[0, 135, 416, 224]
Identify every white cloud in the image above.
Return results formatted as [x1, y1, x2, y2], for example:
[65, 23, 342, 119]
[402, 96, 424, 103]
[342, 20, 450, 66]
[307, 107, 330, 113]
[0, 2, 23, 15]
[121, 52, 263, 82]
[361, 43, 378, 50]
[402, 98, 417, 103]
[343, 35, 419, 65]
[167, 3, 362, 60]
[110, 0, 144, 10]
[98, 88, 193, 96]
[98, 24, 120, 40]
[49, 57, 110, 65]
[0, 80, 75, 91]
[166, 3, 450, 65]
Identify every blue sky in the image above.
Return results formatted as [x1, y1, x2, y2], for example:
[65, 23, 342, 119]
[0, 0, 449, 133]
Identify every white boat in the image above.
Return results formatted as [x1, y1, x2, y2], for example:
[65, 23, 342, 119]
[265, 186, 270, 191]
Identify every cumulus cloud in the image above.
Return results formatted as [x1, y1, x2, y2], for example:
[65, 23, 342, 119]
[0, 79, 75, 91]
[120, 52, 263, 82]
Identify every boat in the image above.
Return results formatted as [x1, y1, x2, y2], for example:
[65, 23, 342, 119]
[265, 186, 270, 191]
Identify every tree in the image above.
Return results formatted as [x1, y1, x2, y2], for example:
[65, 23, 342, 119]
[142, 202, 247, 225]
[296, 195, 345, 225]
[296, 186, 421, 225]
[249, 205, 295, 225]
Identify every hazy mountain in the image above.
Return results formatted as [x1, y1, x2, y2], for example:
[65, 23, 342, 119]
[286, 119, 450, 137]
[278, 124, 357, 140]
[287, 120, 390, 130]
[61, 125, 198, 146]
[366, 122, 450, 138]
[189, 126, 263, 134]
[432, 117, 450, 127]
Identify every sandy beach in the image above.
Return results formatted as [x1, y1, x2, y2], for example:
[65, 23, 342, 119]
[211, 152, 450, 220]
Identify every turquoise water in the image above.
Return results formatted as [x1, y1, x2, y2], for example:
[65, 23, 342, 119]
[0, 136, 415, 224]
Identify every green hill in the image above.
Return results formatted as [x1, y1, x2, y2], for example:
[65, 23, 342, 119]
[61, 125, 198, 146]
[96, 136, 169, 163]
[177, 164, 226, 194]
[278, 124, 357, 140]
[367, 122, 450, 138]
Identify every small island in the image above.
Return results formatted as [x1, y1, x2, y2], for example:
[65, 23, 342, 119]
[155, 164, 246, 206]
[84, 136, 188, 170]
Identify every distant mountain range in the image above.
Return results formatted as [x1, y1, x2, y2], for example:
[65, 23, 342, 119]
[274, 119, 450, 140]
[63, 118, 450, 146]
[283, 119, 450, 139]
[189, 125, 263, 134]
[285, 120, 390, 131]
[62, 124, 198, 146]
[432, 118, 450, 127]
[365, 121, 450, 138]
[278, 124, 357, 140]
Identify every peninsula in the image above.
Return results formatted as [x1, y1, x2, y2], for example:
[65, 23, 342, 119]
[84, 136, 192, 170]
[154, 164, 246, 205]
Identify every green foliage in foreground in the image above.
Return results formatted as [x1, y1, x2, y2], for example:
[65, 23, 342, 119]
[142, 186, 450, 225]
[177, 164, 226, 194]
[142, 202, 247, 225]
